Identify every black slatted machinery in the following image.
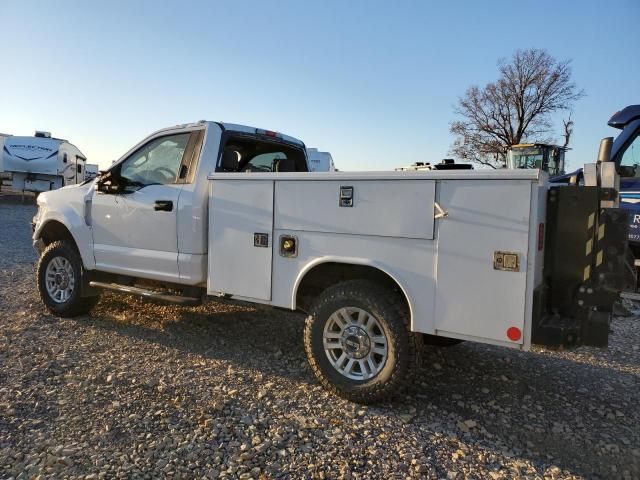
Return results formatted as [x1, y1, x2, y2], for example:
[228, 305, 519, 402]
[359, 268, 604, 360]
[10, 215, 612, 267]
[532, 186, 633, 347]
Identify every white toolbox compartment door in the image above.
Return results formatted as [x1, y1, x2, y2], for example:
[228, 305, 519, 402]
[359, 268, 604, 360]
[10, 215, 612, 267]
[209, 180, 274, 301]
[435, 180, 532, 345]
[275, 180, 436, 239]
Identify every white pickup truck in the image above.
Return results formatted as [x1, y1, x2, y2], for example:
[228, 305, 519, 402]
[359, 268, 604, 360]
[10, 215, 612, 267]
[32, 120, 629, 403]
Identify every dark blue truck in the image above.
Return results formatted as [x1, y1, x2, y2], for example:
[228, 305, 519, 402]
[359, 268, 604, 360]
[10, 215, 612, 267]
[507, 105, 640, 291]
[609, 105, 640, 251]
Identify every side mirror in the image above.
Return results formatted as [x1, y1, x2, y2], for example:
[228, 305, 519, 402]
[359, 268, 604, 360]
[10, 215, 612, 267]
[96, 170, 120, 193]
[597, 137, 613, 163]
[95, 183, 105, 193]
[96, 178, 111, 193]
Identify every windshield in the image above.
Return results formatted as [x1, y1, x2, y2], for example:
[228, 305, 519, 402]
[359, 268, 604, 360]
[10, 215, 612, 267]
[508, 146, 564, 176]
[509, 147, 543, 170]
[619, 131, 640, 177]
[120, 133, 189, 185]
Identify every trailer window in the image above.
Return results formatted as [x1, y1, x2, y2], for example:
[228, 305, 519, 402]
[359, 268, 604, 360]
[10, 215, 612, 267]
[619, 133, 640, 177]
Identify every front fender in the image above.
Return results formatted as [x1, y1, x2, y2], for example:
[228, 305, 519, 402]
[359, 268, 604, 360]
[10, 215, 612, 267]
[33, 191, 95, 269]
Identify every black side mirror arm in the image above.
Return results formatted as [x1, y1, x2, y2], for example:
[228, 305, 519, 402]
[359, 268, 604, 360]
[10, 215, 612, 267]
[96, 170, 122, 194]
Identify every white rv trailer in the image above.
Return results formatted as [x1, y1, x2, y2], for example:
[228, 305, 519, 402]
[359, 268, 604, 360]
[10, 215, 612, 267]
[85, 164, 100, 181]
[0, 133, 11, 186]
[306, 148, 336, 172]
[2, 132, 87, 194]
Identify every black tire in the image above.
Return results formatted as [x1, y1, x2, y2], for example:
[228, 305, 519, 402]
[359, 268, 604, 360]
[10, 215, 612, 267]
[304, 280, 420, 404]
[37, 240, 99, 317]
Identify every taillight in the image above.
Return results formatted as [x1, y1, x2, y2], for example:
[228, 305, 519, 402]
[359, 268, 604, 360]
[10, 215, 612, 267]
[255, 128, 279, 138]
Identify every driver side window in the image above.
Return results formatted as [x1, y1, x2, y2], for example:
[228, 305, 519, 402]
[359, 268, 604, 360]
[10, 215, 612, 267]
[620, 133, 640, 177]
[120, 133, 190, 185]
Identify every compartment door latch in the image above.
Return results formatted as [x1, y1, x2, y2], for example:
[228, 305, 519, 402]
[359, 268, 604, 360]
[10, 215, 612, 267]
[434, 202, 448, 219]
[253, 233, 269, 248]
[339, 186, 354, 207]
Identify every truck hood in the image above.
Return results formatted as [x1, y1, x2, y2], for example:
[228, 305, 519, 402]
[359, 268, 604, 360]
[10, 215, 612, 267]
[37, 179, 94, 208]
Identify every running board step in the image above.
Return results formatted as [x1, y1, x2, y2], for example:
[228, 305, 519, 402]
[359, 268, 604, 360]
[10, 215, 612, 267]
[89, 281, 202, 306]
[620, 290, 640, 302]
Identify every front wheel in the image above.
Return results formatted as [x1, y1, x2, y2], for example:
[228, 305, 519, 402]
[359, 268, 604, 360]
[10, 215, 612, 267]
[37, 240, 99, 317]
[304, 280, 420, 404]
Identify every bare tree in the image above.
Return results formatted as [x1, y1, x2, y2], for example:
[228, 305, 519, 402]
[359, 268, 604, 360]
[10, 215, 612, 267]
[562, 113, 574, 149]
[450, 49, 584, 168]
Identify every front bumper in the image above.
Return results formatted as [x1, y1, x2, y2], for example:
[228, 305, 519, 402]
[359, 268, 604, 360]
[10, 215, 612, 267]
[33, 237, 45, 256]
[32, 206, 44, 255]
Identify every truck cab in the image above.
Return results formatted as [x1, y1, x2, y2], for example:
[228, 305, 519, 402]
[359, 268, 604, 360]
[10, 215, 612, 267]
[609, 106, 640, 247]
[33, 121, 309, 287]
[506, 143, 567, 177]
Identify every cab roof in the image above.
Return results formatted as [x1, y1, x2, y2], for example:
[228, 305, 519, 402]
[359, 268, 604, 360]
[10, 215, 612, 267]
[156, 121, 305, 147]
[510, 143, 568, 151]
[608, 105, 640, 129]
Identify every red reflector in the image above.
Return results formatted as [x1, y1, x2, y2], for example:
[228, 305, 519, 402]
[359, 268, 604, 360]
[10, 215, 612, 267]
[537, 223, 544, 251]
[507, 327, 522, 341]
[265, 130, 277, 137]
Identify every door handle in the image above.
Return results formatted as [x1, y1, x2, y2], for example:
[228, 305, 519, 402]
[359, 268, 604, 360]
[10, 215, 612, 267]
[154, 200, 173, 212]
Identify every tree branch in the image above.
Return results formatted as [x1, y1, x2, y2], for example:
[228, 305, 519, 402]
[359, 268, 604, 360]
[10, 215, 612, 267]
[449, 48, 584, 168]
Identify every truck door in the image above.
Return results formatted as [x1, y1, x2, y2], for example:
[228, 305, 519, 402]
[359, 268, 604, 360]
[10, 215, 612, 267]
[91, 132, 197, 282]
[616, 129, 640, 243]
[434, 180, 533, 346]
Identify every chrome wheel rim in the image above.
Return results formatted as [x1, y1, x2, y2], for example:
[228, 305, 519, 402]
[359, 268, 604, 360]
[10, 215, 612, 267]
[323, 307, 388, 381]
[45, 256, 75, 303]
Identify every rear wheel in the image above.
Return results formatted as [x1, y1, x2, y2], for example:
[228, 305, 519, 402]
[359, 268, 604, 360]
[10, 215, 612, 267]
[37, 241, 99, 317]
[304, 280, 420, 404]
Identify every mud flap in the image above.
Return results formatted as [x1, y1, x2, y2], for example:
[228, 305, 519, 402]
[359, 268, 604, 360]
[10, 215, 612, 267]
[532, 187, 630, 348]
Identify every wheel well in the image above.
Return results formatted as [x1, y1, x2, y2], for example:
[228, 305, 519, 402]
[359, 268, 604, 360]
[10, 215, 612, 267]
[296, 262, 410, 315]
[39, 221, 79, 252]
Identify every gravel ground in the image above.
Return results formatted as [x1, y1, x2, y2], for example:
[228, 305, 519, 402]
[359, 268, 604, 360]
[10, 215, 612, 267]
[0, 193, 639, 479]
